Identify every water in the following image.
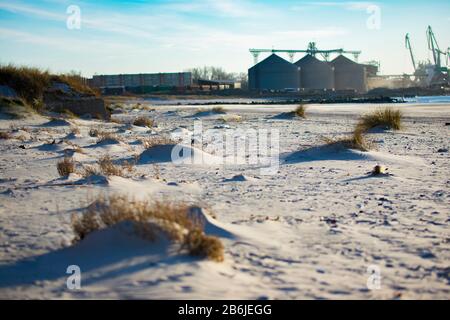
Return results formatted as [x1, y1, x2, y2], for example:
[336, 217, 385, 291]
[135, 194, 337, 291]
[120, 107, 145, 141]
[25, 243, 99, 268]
[402, 95, 450, 104]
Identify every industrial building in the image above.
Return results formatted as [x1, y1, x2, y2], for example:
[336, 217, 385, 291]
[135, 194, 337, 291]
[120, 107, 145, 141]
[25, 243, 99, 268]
[331, 55, 367, 93]
[295, 55, 334, 90]
[248, 54, 301, 91]
[248, 53, 369, 93]
[197, 79, 241, 90]
[89, 72, 192, 94]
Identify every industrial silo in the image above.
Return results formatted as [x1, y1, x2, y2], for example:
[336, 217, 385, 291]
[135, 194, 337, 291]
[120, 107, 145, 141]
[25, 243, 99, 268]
[248, 54, 300, 91]
[331, 55, 367, 93]
[295, 55, 334, 90]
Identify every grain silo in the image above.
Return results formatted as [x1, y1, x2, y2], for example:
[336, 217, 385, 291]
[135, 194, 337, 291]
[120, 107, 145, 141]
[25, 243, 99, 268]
[295, 55, 334, 90]
[248, 54, 300, 90]
[331, 55, 367, 93]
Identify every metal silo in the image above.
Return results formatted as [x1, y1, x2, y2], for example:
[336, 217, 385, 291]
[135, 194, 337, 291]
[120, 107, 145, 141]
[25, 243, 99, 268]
[248, 54, 300, 90]
[295, 55, 334, 90]
[331, 55, 367, 93]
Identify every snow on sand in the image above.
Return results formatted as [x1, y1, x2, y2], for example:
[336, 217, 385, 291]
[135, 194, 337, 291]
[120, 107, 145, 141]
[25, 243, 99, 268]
[0, 103, 449, 299]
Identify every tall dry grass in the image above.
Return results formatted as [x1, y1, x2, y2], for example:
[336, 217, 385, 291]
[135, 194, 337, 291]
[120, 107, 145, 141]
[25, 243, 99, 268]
[0, 64, 98, 112]
[321, 108, 402, 152]
[71, 195, 224, 261]
[96, 132, 121, 144]
[357, 107, 403, 132]
[294, 104, 307, 118]
[56, 73, 98, 97]
[212, 106, 226, 114]
[0, 64, 51, 107]
[98, 155, 124, 177]
[133, 116, 154, 127]
[322, 126, 372, 152]
[57, 157, 75, 177]
[140, 135, 176, 149]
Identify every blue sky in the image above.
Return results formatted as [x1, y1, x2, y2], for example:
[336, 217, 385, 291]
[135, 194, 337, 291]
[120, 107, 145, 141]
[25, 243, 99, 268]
[0, 0, 449, 77]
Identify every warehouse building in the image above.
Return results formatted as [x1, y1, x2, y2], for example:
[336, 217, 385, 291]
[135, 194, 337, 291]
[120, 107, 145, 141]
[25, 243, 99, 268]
[295, 55, 334, 90]
[248, 54, 301, 91]
[89, 72, 193, 94]
[331, 55, 367, 93]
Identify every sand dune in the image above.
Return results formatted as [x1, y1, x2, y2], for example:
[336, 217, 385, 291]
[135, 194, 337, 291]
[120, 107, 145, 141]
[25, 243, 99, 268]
[0, 102, 449, 299]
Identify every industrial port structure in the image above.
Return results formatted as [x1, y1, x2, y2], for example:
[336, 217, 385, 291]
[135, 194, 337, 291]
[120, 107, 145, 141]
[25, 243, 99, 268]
[248, 43, 372, 93]
[88, 27, 448, 95]
[249, 28, 449, 93]
[405, 26, 449, 87]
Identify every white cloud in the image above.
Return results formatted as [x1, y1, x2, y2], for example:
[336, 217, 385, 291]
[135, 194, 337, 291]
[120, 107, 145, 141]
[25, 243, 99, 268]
[272, 27, 348, 39]
[301, 1, 377, 11]
[0, 27, 143, 54]
[0, 2, 65, 21]
[163, 0, 273, 18]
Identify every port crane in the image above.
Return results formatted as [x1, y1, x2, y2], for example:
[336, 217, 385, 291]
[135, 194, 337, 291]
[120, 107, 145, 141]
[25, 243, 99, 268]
[249, 42, 361, 64]
[426, 25, 449, 71]
[405, 26, 449, 87]
[405, 33, 416, 71]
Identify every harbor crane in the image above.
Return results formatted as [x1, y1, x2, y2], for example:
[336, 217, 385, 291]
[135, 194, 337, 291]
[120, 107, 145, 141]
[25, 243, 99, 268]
[426, 25, 449, 71]
[405, 26, 449, 87]
[249, 42, 361, 64]
[405, 33, 416, 71]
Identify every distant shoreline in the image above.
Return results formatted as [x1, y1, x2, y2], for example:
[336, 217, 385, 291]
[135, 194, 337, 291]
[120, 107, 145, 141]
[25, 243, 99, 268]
[104, 89, 450, 106]
[106, 95, 405, 106]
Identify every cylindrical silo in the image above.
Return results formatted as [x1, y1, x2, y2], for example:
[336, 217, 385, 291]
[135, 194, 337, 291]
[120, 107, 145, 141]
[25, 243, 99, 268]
[248, 54, 300, 91]
[295, 55, 334, 90]
[331, 55, 367, 93]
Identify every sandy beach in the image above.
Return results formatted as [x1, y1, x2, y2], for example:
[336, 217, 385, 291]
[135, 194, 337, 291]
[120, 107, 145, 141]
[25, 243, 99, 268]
[0, 102, 449, 299]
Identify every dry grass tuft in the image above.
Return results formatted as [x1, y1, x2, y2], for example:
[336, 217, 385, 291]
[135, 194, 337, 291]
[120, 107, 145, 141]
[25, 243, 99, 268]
[57, 157, 75, 177]
[183, 229, 224, 261]
[294, 104, 307, 118]
[98, 155, 124, 177]
[140, 135, 176, 149]
[121, 160, 136, 173]
[96, 132, 121, 144]
[212, 106, 226, 114]
[133, 116, 154, 127]
[322, 129, 371, 152]
[80, 156, 133, 178]
[357, 107, 402, 132]
[71, 195, 224, 261]
[80, 165, 100, 178]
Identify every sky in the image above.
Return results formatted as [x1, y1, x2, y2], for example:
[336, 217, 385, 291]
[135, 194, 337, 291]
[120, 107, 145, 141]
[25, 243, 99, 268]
[0, 0, 449, 77]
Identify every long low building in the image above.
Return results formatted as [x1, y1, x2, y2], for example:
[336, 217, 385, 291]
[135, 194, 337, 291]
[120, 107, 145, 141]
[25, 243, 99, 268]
[248, 54, 370, 93]
[89, 72, 193, 89]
